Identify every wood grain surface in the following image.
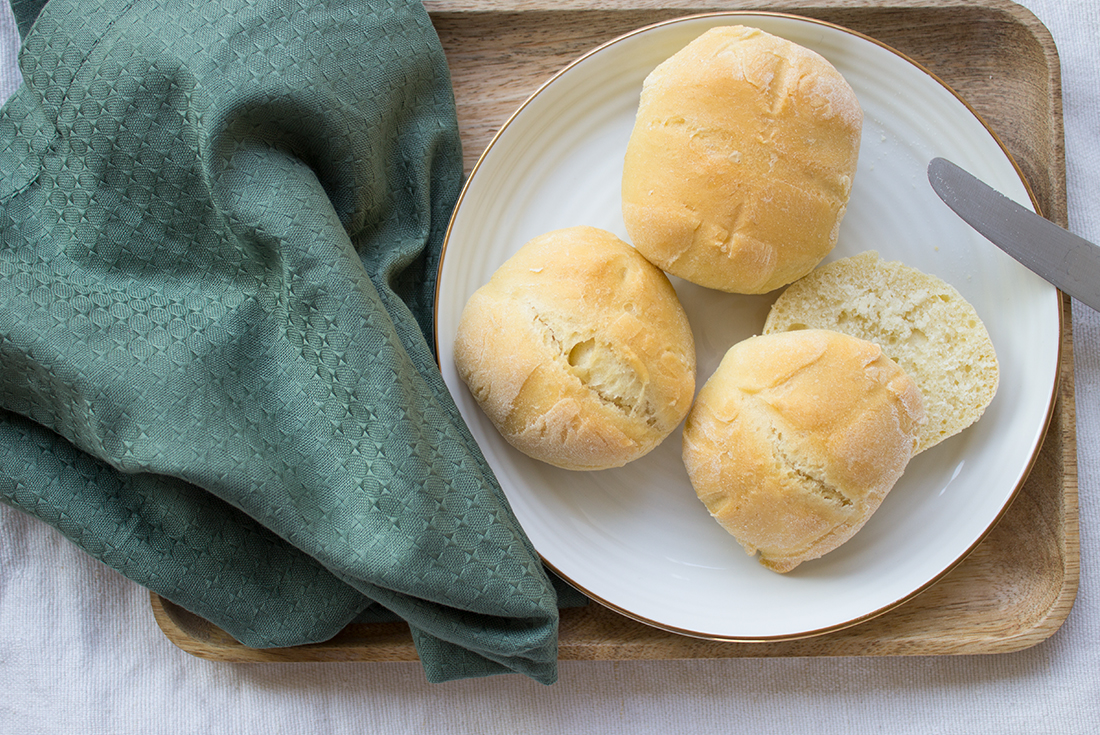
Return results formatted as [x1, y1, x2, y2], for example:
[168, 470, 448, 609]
[151, 0, 1080, 662]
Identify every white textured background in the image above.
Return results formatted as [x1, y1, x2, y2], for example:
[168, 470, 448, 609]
[1, 1, 1098, 732]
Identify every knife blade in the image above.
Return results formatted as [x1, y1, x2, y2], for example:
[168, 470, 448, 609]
[927, 156, 1099, 311]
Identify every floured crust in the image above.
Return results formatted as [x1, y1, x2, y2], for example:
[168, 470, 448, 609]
[453, 226, 696, 471]
[763, 251, 999, 453]
[682, 329, 924, 572]
[621, 25, 862, 294]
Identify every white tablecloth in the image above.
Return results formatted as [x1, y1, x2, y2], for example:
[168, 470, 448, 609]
[1, 1, 1097, 732]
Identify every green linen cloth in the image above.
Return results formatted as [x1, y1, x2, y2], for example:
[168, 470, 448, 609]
[0, 0, 577, 683]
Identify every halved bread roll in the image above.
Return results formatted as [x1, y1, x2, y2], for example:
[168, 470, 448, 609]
[763, 251, 999, 453]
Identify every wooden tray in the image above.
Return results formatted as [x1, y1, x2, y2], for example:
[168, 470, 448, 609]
[151, 0, 1080, 661]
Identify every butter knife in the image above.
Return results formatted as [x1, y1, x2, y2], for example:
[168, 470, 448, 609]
[927, 156, 1098, 311]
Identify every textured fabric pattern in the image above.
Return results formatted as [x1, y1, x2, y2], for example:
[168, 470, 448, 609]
[0, 0, 564, 683]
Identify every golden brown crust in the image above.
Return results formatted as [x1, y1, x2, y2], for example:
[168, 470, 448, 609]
[621, 25, 862, 294]
[681, 330, 923, 572]
[453, 226, 696, 471]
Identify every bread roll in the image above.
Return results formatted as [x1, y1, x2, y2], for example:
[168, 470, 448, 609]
[682, 329, 924, 573]
[763, 251, 999, 453]
[621, 25, 862, 294]
[453, 226, 696, 471]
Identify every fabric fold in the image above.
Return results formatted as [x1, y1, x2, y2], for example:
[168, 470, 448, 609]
[0, 0, 565, 683]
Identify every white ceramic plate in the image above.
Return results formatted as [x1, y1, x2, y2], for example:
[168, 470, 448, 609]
[435, 13, 1061, 639]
